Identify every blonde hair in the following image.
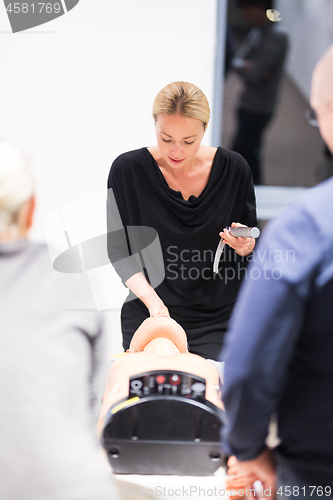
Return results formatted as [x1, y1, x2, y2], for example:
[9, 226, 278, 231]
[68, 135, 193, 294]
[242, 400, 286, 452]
[0, 140, 34, 236]
[153, 81, 210, 129]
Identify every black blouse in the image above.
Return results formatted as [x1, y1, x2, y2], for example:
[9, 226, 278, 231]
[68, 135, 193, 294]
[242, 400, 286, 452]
[107, 146, 257, 329]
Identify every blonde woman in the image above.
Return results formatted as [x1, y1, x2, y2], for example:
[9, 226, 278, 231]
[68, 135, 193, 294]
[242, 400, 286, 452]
[107, 82, 257, 360]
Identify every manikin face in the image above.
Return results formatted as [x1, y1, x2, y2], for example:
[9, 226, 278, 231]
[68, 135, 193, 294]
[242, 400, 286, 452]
[155, 113, 206, 169]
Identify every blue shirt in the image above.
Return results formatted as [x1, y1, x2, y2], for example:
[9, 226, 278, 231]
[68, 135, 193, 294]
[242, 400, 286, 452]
[220, 177, 333, 485]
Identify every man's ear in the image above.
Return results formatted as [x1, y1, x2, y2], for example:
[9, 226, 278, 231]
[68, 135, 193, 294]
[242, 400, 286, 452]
[26, 196, 36, 230]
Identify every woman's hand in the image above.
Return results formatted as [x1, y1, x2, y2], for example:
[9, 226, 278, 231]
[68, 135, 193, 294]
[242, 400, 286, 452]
[125, 272, 170, 317]
[220, 222, 255, 257]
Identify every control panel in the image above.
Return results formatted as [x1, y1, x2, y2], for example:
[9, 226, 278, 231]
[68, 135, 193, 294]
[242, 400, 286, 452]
[129, 370, 207, 401]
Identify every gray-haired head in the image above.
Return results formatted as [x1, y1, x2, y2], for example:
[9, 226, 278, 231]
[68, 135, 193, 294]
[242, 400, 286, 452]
[0, 140, 35, 240]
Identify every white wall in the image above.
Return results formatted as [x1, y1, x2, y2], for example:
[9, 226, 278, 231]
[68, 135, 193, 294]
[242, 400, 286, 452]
[0, 0, 220, 353]
[277, 0, 333, 100]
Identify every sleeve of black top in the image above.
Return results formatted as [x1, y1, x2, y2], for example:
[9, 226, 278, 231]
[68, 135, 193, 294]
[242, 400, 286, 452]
[106, 158, 144, 284]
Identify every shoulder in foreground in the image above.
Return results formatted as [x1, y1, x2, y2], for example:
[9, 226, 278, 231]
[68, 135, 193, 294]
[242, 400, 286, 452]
[23, 240, 50, 259]
[298, 176, 333, 211]
[268, 176, 333, 238]
[0, 240, 49, 262]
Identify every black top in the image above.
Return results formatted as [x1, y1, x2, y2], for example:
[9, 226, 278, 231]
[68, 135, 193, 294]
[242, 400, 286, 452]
[107, 147, 257, 352]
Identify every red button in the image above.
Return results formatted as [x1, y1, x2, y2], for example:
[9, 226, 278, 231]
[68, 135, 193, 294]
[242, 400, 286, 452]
[170, 374, 181, 386]
[156, 375, 165, 384]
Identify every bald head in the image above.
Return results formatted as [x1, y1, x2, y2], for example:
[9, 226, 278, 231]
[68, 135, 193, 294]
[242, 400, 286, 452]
[311, 44, 333, 153]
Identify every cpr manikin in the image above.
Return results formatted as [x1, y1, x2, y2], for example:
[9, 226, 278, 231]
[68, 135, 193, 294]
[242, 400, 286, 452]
[98, 316, 225, 476]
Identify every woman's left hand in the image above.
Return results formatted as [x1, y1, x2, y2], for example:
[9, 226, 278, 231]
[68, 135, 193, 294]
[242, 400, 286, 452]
[219, 222, 256, 257]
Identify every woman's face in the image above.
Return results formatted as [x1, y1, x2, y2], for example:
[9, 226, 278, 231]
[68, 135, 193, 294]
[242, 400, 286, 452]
[155, 113, 205, 169]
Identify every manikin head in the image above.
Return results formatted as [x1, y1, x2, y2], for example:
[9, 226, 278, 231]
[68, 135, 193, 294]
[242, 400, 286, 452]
[128, 315, 188, 355]
[310, 44, 333, 155]
[0, 140, 35, 243]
